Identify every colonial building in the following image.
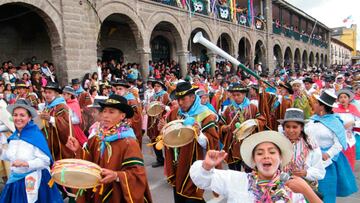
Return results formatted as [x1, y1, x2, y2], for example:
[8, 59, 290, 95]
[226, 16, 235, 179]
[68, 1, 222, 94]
[0, 0, 330, 84]
[330, 38, 353, 65]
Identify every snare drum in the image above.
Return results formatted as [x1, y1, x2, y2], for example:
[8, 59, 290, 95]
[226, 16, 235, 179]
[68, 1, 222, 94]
[147, 101, 164, 117]
[51, 159, 102, 189]
[162, 120, 196, 148]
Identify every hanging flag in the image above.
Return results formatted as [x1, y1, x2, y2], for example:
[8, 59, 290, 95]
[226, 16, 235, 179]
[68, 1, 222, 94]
[191, 0, 208, 15]
[343, 15, 352, 23]
[217, 5, 230, 21]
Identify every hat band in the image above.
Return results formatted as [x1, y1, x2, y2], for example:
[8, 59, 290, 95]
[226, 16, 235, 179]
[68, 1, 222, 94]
[16, 84, 27, 88]
[230, 88, 248, 91]
[176, 90, 190, 96]
[105, 99, 121, 104]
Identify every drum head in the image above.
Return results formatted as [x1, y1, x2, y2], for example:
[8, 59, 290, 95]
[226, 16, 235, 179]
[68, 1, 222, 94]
[147, 103, 164, 117]
[163, 127, 195, 148]
[52, 159, 101, 189]
[233, 119, 258, 141]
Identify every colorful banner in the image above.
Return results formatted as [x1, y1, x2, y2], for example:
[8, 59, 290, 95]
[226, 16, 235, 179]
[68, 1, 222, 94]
[190, 0, 209, 15]
[217, 5, 230, 21]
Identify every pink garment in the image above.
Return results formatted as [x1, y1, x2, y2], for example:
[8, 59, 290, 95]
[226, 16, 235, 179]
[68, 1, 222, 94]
[66, 98, 82, 122]
[333, 103, 360, 117]
[41, 76, 47, 87]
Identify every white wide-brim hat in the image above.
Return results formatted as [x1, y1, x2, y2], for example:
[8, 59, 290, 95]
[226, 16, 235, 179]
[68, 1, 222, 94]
[240, 130, 293, 169]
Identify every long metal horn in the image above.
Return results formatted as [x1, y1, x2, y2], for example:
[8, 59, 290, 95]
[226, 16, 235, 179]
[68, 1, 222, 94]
[193, 32, 274, 88]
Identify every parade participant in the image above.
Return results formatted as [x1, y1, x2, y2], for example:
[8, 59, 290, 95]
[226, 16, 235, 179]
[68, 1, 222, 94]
[62, 86, 88, 146]
[322, 75, 335, 94]
[0, 99, 14, 183]
[190, 131, 322, 203]
[334, 74, 345, 92]
[39, 82, 74, 160]
[159, 81, 218, 203]
[14, 80, 39, 109]
[147, 79, 170, 168]
[276, 82, 293, 121]
[290, 79, 312, 119]
[219, 83, 266, 171]
[70, 78, 92, 109]
[112, 79, 143, 148]
[248, 84, 259, 108]
[66, 94, 152, 203]
[303, 77, 317, 97]
[333, 88, 360, 170]
[279, 108, 325, 192]
[143, 79, 154, 135]
[211, 80, 229, 113]
[127, 79, 140, 102]
[164, 71, 178, 94]
[0, 99, 63, 202]
[196, 90, 217, 114]
[87, 96, 107, 139]
[305, 90, 358, 203]
[354, 83, 360, 101]
[2, 66, 17, 89]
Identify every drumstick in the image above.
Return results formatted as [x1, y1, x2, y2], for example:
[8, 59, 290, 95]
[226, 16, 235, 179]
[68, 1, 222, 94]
[68, 109, 73, 138]
[227, 110, 240, 127]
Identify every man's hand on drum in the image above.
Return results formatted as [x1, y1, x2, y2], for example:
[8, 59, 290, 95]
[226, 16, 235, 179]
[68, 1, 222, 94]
[66, 136, 80, 152]
[100, 168, 118, 184]
[202, 150, 227, 171]
[158, 118, 166, 131]
[39, 112, 50, 121]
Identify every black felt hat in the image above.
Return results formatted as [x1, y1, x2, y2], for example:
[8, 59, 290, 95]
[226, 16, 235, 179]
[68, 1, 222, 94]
[98, 94, 134, 118]
[44, 82, 62, 93]
[170, 81, 198, 100]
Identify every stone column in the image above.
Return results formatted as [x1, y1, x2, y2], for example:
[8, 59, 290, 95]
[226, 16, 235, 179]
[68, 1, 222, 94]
[137, 49, 151, 80]
[265, 0, 275, 73]
[209, 53, 217, 77]
[177, 51, 188, 78]
[60, 0, 98, 85]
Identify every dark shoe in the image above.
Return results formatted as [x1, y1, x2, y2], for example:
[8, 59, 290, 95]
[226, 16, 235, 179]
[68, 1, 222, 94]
[151, 161, 164, 168]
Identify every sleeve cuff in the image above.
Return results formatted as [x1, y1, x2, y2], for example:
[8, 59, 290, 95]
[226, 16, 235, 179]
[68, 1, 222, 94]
[49, 117, 55, 125]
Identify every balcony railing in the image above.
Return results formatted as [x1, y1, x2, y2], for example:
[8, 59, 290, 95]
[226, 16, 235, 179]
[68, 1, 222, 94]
[273, 23, 282, 34]
[301, 35, 309, 43]
[152, 0, 178, 7]
[283, 28, 293, 38]
[293, 32, 300, 40]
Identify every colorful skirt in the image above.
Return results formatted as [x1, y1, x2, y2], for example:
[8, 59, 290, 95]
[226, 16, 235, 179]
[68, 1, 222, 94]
[343, 145, 356, 171]
[318, 152, 358, 203]
[0, 169, 63, 203]
[356, 134, 360, 160]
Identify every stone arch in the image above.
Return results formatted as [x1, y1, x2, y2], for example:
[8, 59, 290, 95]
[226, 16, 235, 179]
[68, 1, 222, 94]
[284, 47, 293, 67]
[98, 13, 144, 63]
[146, 12, 185, 52]
[302, 50, 308, 69]
[309, 52, 314, 66]
[190, 19, 214, 42]
[97, 2, 146, 50]
[0, 2, 62, 65]
[188, 28, 211, 62]
[254, 40, 266, 68]
[294, 48, 301, 70]
[273, 44, 283, 68]
[217, 33, 234, 56]
[238, 37, 252, 65]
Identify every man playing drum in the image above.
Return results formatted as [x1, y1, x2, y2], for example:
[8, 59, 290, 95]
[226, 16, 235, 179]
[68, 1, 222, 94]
[158, 81, 219, 203]
[112, 80, 143, 148]
[219, 83, 266, 172]
[147, 79, 170, 168]
[66, 94, 152, 203]
[39, 82, 75, 160]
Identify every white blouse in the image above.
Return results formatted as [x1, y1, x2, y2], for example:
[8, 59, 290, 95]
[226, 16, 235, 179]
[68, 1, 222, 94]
[335, 112, 359, 147]
[305, 120, 343, 160]
[0, 135, 50, 174]
[190, 161, 306, 203]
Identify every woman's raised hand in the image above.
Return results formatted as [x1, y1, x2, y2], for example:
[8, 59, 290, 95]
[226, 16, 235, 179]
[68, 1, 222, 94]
[202, 150, 227, 171]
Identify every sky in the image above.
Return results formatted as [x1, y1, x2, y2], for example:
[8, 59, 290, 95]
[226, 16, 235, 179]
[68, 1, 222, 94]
[286, 0, 360, 50]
